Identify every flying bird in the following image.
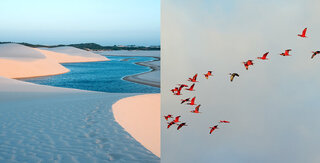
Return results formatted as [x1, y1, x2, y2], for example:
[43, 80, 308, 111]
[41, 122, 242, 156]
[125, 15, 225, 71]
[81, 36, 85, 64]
[177, 123, 187, 130]
[204, 71, 213, 79]
[187, 97, 196, 105]
[298, 28, 308, 38]
[181, 98, 190, 104]
[191, 105, 201, 113]
[188, 73, 198, 82]
[167, 121, 176, 129]
[219, 120, 230, 123]
[209, 125, 219, 134]
[311, 51, 320, 59]
[243, 60, 254, 70]
[164, 114, 173, 121]
[229, 73, 239, 82]
[280, 49, 292, 56]
[173, 116, 181, 123]
[257, 52, 269, 60]
[185, 83, 195, 91]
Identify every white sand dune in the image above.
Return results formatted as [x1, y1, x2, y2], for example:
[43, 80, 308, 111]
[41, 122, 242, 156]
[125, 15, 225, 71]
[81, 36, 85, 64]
[0, 43, 108, 79]
[38, 46, 109, 63]
[112, 94, 161, 157]
[0, 76, 159, 162]
[0, 44, 70, 79]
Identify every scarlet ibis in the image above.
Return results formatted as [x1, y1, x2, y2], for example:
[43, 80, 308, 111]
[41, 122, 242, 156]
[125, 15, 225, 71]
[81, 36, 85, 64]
[191, 105, 201, 113]
[177, 123, 187, 130]
[298, 28, 307, 38]
[174, 84, 187, 95]
[181, 98, 190, 104]
[187, 97, 196, 105]
[243, 60, 254, 70]
[229, 73, 239, 82]
[257, 52, 269, 60]
[209, 125, 219, 134]
[219, 120, 230, 123]
[280, 49, 292, 56]
[188, 73, 198, 82]
[173, 116, 181, 123]
[185, 84, 195, 91]
[311, 51, 320, 59]
[164, 114, 173, 121]
[204, 71, 213, 79]
[167, 121, 176, 129]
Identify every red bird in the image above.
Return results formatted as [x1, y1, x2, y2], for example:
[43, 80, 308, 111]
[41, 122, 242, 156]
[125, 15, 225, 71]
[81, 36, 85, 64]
[280, 49, 292, 56]
[190, 105, 201, 113]
[167, 121, 176, 129]
[257, 52, 269, 60]
[173, 116, 181, 123]
[311, 51, 320, 59]
[187, 97, 196, 105]
[209, 125, 219, 134]
[177, 123, 187, 130]
[219, 120, 230, 123]
[164, 114, 173, 121]
[174, 84, 188, 95]
[204, 71, 213, 79]
[298, 28, 308, 38]
[242, 60, 253, 70]
[243, 62, 249, 70]
[185, 84, 195, 91]
[181, 98, 190, 104]
[188, 73, 198, 82]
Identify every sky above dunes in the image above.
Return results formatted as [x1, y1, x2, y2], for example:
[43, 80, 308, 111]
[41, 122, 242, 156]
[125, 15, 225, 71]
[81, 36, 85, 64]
[0, 0, 160, 46]
[162, 0, 320, 163]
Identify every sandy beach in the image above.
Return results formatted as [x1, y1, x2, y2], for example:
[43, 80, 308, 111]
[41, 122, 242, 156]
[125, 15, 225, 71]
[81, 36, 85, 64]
[112, 94, 161, 157]
[0, 44, 160, 162]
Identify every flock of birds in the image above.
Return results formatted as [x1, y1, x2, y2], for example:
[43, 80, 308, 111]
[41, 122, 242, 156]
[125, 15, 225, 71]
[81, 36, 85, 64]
[163, 27, 317, 135]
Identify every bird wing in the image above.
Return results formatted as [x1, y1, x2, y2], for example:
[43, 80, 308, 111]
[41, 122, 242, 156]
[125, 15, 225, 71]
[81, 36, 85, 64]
[230, 75, 234, 82]
[195, 105, 200, 111]
[190, 84, 195, 89]
[191, 97, 195, 103]
[302, 28, 307, 35]
[263, 52, 269, 58]
[193, 74, 198, 80]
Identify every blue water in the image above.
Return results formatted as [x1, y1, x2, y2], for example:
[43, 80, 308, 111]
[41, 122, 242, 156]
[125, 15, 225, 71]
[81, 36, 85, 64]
[22, 56, 160, 93]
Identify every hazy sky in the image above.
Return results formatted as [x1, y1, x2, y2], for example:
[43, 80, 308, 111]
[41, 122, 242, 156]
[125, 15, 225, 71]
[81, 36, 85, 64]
[0, 0, 160, 45]
[162, 0, 320, 162]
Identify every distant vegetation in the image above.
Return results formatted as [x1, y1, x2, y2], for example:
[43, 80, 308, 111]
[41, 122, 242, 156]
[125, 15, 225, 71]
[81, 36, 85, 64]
[0, 42, 160, 51]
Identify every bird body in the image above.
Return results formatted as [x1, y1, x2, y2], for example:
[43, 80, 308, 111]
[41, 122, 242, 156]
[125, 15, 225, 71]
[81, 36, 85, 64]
[219, 120, 230, 123]
[298, 28, 308, 38]
[191, 104, 201, 113]
[167, 121, 176, 129]
[164, 114, 173, 121]
[187, 97, 196, 105]
[188, 74, 198, 82]
[229, 73, 239, 82]
[257, 52, 269, 60]
[209, 125, 219, 134]
[311, 51, 320, 59]
[185, 83, 195, 91]
[181, 98, 190, 104]
[280, 49, 292, 56]
[204, 71, 213, 79]
[173, 116, 181, 123]
[177, 123, 187, 130]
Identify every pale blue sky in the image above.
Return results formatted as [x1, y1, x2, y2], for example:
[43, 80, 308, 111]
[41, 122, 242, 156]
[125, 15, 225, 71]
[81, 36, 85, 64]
[0, 0, 160, 45]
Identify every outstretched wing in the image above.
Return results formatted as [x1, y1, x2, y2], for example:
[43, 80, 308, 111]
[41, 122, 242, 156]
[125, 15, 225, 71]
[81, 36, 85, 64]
[263, 52, 269, 58]
[193, 73, 198, 80]
[302, 28, 307, 35]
